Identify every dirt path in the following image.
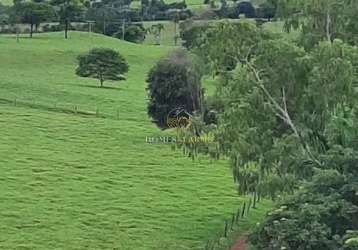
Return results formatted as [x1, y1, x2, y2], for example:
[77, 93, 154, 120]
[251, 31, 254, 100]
[230, 237, 247, 250]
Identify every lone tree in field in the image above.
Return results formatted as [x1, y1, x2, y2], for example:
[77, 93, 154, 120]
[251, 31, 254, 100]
[76, 48, 129, 87]
[147, 49, 203, 128]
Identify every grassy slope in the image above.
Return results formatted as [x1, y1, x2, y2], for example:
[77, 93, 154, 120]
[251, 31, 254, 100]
[0, 0, 12, 5]
[0, 32, 272, 249]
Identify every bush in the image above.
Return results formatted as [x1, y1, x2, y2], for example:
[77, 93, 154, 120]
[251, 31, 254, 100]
[203, 95, 224, 125]
[237, 1, 256, 18]
[42, 24, 61, 32]
[256, 2, 276, 20]
[192, 8, 218, 20]
[147, 49, 204, 128]
[114, 24, 146, 43]
[103, 23, 121, 36]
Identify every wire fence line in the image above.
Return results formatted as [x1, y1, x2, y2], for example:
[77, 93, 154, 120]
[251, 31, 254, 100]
[1, 95, 261, 250]
[203, 193, 260, 250]
[0, 96, 125, 121]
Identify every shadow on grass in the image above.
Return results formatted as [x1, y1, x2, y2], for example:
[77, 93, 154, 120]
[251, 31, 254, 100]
[77, 84, 122, 90]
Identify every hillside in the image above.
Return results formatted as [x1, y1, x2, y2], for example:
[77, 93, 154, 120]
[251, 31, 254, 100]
[0, 32, 271, 249]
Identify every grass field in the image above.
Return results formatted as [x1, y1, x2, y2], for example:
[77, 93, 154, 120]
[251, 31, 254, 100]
[0, 32, 272, 249]
[0, 0, 12, 5]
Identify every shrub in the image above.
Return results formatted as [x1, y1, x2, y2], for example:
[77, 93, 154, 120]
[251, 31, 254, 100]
[237, 1, 255, 18]
[114, 24, 146, 43]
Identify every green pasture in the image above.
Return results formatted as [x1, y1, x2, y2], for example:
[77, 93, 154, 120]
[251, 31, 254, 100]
[0, 32, 272, 249]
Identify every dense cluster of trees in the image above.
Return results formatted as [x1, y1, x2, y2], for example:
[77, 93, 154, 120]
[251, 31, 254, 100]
[0, 0, 192, 40]
[1, 0, 85, 38]
[0, 0, 280, 41]
[211, 0, 278, 20]
[148, 0, 358, 249]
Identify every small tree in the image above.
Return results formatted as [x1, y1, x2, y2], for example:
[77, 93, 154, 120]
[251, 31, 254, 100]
[76, 48, 129, 87]
[148, 23, 164, 45]
[147, 49, 203, 128]
[51, 0, 84, 39]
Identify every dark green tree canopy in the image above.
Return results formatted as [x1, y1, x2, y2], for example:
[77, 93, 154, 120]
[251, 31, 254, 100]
[278, 0, 358, 48]
[147, 49, 203, 129]
[250, 170, 358, 250]
[174, 4, 358, 249]
[76, 48, 129, 87]
[114, 24, 146, 43]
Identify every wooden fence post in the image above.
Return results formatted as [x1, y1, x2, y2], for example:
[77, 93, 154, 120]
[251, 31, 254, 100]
[257, 191, 261, 203]
[235, 207, 240, 224]
[231, 214, 235, 230]
[253, 192, 257, 209]
[241, 202, 246, 218]
[224, 220, 228, 238]
[247, 198, 252, 214]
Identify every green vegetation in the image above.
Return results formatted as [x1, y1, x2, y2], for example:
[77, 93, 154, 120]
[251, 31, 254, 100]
[11, 0, 54, 38]
[147, 49, 202, 128]
[142, 21, 180, 46]
[76, 47, 129, 87]
[0, 0, 12, 5]
[0, 32, 272, 249]
[165, 0, 205, 8]
[176, 1, 358, 249]
[3, 0, 358, 249]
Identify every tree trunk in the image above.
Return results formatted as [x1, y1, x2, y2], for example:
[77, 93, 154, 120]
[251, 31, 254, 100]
[122, 19, 125, 40]
[30, 22, 33, 38]
[326, 9, 331, 42]
[173, 21, 177, 46]
[65, 19, 69, 39]
[99, 72, 104, 87]
[16, 25, 20, 43]
[103, 16, 106, 35]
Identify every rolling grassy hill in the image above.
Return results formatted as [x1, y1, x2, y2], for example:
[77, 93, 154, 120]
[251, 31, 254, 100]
[0, 32, 272, 249]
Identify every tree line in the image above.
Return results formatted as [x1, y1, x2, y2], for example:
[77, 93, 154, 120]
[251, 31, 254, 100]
[0, 0, 279, 41]
[0, 0, 190, 39]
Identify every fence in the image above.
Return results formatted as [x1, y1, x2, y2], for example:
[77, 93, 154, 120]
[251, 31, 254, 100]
[204, 193, 260, 250]
[0, 96, 124, 121]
